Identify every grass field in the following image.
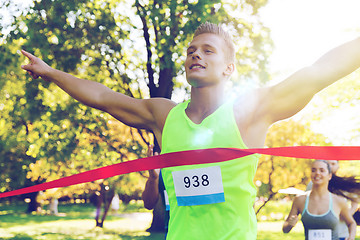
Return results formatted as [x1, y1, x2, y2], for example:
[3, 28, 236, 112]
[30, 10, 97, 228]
[0, 201, 359, 240]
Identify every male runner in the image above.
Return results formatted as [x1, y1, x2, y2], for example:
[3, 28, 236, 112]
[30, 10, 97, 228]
[21, 22, 360, 239]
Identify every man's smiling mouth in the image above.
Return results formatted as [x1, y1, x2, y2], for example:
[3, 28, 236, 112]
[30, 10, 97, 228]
[190, 64, 205, 70]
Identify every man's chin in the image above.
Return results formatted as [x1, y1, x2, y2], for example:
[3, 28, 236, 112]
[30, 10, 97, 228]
[187, 77, 202, 88]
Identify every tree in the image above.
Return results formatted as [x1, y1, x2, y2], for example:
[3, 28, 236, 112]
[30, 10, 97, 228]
[0, 40, 40, 208]
[254, 119, 331, 215]
[304, 70, 360, 145]
[299, 70, 360, 182]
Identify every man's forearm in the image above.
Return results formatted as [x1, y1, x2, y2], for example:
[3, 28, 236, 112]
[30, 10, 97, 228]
[44, 68, 112, 110]
[312, 37, 360, 85]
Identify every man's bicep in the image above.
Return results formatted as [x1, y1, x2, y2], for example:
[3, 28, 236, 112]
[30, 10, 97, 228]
[103, 93, 175, 131]
[100, 91, 156, 129]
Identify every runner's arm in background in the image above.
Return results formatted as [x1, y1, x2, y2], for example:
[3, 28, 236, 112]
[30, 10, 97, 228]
[339, 198, 357, 240]
[142, 145, 160, 210]
[283, 196, 302, 233]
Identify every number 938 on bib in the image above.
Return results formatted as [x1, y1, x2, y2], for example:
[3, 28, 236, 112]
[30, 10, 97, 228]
[172, 166, 225, 206]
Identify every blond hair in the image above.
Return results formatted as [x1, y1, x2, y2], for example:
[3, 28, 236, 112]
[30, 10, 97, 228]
[193, 22, 235, 62]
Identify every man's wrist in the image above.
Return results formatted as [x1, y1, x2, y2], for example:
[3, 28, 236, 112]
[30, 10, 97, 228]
[42, 67, 57, 82]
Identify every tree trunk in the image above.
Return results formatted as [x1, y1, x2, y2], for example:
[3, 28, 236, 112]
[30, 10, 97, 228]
[26, 191, 40, 213]
[49, 197, 59, 215]
[95, 185, 115, 228]
[94, 192, 102, 227]
[99, 190, 115, 227]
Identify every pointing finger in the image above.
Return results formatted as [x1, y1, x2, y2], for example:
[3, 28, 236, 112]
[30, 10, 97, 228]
[21, 50, 36, 62]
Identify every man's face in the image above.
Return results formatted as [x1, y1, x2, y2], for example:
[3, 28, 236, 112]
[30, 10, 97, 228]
[185, 33, 233, 88]
[326, 160, 339, 174]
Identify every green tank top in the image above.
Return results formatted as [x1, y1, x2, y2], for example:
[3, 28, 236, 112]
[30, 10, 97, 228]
[161, 100, 259, 240]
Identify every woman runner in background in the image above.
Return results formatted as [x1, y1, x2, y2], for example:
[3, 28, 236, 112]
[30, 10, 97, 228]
[283, 160, 357, 240]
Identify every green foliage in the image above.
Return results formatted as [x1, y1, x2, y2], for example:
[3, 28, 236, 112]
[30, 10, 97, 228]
[0, 43, 36, 193]
[255, 119, 331, 200]
[255, 199, 292, 221]
[305, 69, 360, 145]
[314, 70, 360, 110]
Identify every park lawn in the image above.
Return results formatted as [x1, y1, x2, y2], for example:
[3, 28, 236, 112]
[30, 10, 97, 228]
[1, 202, 359, 240]
[0, 201, 163, 240]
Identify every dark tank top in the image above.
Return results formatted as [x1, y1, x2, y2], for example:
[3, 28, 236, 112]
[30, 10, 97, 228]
[301, 192, 339, 240]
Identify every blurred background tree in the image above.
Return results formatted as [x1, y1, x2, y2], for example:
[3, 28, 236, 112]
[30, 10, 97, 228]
[254, 119, 331, 215]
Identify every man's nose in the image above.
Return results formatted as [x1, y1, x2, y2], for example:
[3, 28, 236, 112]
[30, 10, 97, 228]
[192, 51, 201, 60]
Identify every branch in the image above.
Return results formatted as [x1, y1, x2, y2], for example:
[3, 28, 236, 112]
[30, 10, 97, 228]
[255, 191, 277, 215]
[135, 128, 150, 146]
[256, 156, 276, 215]
[135, 1, 156, 95]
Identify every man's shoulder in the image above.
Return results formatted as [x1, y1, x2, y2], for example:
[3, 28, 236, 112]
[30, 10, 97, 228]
[146, 98, 177, 111]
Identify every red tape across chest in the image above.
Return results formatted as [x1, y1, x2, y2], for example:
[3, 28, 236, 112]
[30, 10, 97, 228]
[0, 146, 359, 199]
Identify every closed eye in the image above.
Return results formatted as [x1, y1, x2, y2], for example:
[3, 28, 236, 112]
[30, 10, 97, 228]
[187, 47, 196, 56]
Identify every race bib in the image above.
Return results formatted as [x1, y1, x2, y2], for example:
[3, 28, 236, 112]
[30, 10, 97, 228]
[308, 229, 332, 240]
[172, 166, 224, 206]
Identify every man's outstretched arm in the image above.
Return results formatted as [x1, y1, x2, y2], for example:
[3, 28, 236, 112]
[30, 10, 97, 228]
[20, 50, 175, 133]
[259, 37, 360, 124]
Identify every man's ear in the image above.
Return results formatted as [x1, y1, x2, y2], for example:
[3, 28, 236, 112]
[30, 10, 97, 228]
[224, 63, 235, 76]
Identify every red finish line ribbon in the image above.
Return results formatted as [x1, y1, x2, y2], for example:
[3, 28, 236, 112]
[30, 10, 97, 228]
[0, 146, 359, 199]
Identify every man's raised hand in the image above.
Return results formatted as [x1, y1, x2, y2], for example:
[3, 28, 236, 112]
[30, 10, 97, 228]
[21, 50, 51, 80]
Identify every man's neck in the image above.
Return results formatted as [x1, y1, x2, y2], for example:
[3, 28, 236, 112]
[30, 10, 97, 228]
[186, 84, 226, 124]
